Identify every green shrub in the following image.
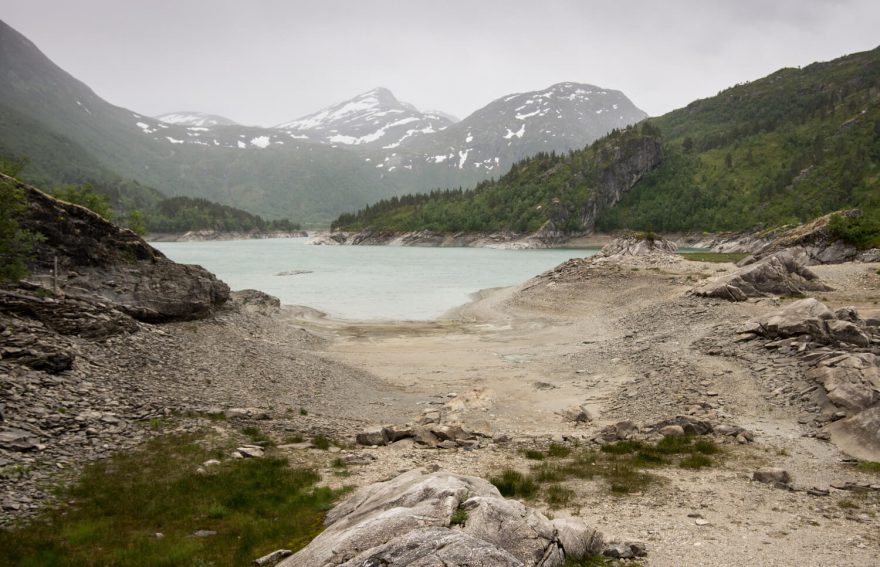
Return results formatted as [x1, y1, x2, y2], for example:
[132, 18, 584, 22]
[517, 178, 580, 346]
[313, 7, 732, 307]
[491, 469, 538, 499]
[547, 444, 572, 458]
[311, 435, 331, 450]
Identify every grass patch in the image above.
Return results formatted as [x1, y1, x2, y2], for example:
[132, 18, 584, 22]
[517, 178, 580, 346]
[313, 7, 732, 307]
[0, 434, 341, 567]
[311, 435, 331, 450]
[545, 484, 575, 508]
[490, 469, 538, 499]
[547, 444, 572, 458]
[680, 251, 749, 263]
[856, 461, 880, 474]
[241, 426, 274, 447]
[284, 434, 304, 444]
[523, 449, 545, 461]
[450, 508, 468, 526]
[509, 435, 725, 503]
[564, 555, 614, 567]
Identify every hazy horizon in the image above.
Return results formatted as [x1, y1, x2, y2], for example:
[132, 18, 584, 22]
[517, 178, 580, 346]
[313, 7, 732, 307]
[3, 0, 879, 126]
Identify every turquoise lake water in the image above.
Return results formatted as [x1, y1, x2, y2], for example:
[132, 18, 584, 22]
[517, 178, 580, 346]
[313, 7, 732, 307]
[152, 238, 598, 320]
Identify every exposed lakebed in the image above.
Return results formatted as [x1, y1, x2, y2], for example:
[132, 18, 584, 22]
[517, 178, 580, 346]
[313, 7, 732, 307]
[152, 237, 599, 320]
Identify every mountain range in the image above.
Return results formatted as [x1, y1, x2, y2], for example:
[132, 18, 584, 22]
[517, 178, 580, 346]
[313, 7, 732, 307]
[334, 45, 880, 237]
[0, 19, 645, 224]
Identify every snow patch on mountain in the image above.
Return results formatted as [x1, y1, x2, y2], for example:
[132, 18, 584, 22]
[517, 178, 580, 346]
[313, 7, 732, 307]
[157, 112, 238, 127]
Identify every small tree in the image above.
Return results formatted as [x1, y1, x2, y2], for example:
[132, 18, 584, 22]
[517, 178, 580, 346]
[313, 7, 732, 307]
[127, 209, 147, 236]
[52, 183, 114, 220]
[0, 179, 39, 282]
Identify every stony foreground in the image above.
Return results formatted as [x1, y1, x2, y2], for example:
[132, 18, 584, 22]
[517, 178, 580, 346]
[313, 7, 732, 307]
[3, 242, 880, 565]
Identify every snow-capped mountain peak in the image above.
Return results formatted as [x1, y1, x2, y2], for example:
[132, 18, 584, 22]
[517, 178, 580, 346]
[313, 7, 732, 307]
[273, 87, 454, 147]
[156, 112, 238, 127]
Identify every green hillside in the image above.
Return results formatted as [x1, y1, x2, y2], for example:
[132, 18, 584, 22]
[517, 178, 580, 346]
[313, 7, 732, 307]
[334, 47, 880, 236]
[599, 46, 880, 232]
[332, 125, 661, 233]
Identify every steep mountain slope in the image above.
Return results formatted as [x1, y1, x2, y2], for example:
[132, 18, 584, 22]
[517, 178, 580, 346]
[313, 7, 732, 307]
[336, 47, 880, 237]
[400, 82, 647, 175]
[599, 46, 880, 232]
[0, 19, 391, 223]
[156, 112, 238, 127]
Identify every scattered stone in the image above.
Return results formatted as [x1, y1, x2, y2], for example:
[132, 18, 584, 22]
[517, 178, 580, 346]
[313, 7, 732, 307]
[604, 541, 648, 559]
[559, 404, 594, 423]
[237, 447, 264, 458]
[253, 549, 293, 566]
[416, 409, 441, 425]
[192, 530, 217, 537]
[356, 426, 388, 447]
[753, 468, 792, 485]
[659, 424, 686, 437]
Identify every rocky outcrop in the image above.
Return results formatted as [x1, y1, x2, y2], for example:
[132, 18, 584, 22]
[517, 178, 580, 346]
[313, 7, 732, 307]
[738, 209, 879, 265]
[595, 234, 678, 260]
[7, 174, 229, 322]
[692, 250, 832, 301]
[307, 230, 555, 249]
[279, 468, 603, 567]
[147, 229, 307, 242]
[737, 298, 880, 460]
[569, 136, 663, 233]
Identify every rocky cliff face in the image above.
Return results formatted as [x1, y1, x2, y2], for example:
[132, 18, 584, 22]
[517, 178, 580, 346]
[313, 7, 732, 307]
[571, 136, 662, 233]
[6, 174, 229, 321]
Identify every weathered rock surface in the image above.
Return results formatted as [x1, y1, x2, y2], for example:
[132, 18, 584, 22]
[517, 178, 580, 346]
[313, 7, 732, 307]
[733, 299, 880, 460]
[8, 174, 229, 322]
[597, 234, 678, 258]
[589, 234, 681, 267]
[279, 468, 603, 567]
[692, 251, 832, 301]
[743, 209, 880, 265]
[827, 405, 880, 462]
[753, 467, 792, 485]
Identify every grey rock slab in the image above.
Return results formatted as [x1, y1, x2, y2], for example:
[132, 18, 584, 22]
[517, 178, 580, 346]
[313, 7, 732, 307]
[338, 527, 524, 567]
[753, 467, 792, 484]
[460, 496, 564, 566]
[827, 405, 880, 462]
[356, 426, 389, 446]
[550, 518, 604, 559]
[693, 251, 832, 301]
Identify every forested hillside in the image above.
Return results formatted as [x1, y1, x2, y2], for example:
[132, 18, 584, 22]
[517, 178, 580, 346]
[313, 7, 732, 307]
[334, 47, 880, 236]
[332, 125, 661, 234]
[599, 46, 880, 232]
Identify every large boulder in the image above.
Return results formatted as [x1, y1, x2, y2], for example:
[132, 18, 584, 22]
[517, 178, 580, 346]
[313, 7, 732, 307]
[692, 251, 832, 301]
[827, 405, 880, 462]
[756, 298, 835, 339]
[807, 365, 879, 411]
[591, 235, 681, 263]
[338, 527, 522, 566]
[10, 175, 229, 322]
[279, 468, 602, 567]
[749, 299, 876, 347]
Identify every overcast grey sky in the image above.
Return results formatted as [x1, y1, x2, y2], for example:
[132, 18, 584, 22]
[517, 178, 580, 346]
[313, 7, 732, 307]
[2, 0, 878, 126]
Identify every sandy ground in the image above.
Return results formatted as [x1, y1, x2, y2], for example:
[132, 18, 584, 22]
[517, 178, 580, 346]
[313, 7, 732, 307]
[276, 257, 880, 567]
